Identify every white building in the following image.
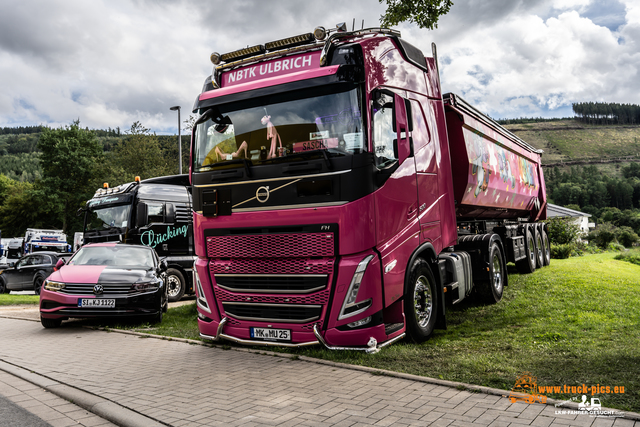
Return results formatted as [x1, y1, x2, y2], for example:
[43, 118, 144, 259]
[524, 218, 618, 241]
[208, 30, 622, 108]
[547, 204, 595, 233]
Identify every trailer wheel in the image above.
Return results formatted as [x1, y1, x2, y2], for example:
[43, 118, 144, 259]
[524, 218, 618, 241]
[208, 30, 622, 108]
[534, 228, 544, 268]
[166, 269, 185, 302]
[404, 259, 438, 343]
[477, 242, 505, 304]
[516, 227, 536, 274]
[542, 230, 551, 266]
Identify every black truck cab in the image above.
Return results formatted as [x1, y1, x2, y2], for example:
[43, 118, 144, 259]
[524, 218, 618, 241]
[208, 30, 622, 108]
[83, 174, 195, 301]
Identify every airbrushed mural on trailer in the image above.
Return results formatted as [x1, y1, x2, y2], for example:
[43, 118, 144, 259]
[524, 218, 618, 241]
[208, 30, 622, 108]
[462, 127, 539, 210]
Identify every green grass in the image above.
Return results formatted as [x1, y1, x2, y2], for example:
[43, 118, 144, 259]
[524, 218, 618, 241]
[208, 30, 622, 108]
[0, 294, 40, 305]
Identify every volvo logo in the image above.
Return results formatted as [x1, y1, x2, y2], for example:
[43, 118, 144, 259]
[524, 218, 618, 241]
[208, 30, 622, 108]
[256, 186, 270, 203]
[93, 284, 104, 295]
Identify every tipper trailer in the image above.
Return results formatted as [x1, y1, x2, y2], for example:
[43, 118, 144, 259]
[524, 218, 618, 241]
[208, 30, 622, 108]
[189, 24, 549, 352]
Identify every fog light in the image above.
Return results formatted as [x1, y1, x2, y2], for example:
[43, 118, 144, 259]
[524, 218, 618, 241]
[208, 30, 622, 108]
[210, 52, 221, 65]
[347, 316, 372, 328]
[313, 26, 327, 41]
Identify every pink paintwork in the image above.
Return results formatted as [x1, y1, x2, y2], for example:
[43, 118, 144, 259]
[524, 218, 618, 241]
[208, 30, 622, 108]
[47, 265, 106, 284]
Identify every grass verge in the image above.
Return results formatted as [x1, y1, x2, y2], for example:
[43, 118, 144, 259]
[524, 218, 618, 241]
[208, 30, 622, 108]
[0, 294, 39, 306]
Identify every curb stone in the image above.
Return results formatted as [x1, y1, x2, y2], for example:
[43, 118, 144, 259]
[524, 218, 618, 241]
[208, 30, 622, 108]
[0, 359, 166, 427]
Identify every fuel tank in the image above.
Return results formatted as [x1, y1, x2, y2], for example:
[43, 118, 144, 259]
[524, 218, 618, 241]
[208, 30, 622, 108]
[444, 93, 546, 220]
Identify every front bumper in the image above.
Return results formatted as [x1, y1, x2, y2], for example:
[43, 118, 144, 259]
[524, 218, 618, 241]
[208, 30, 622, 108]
[40, 288, 163, 319]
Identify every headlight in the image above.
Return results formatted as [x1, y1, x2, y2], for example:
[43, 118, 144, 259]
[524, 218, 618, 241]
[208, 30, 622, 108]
[132, 281, 160, 292]
[44, 280, 66, 292]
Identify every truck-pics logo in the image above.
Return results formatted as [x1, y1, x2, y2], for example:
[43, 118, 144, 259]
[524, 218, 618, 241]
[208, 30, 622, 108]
[508, 372, 547, 404]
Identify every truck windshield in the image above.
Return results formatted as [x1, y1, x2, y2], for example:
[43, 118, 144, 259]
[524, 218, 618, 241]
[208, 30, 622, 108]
[86, 205, 131, 231]
[193, 84, 365, 172]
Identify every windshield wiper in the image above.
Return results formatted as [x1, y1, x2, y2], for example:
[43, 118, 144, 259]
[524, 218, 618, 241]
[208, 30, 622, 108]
[286, 149, 333, 170]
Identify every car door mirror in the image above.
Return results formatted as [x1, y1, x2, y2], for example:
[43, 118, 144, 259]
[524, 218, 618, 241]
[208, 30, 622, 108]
[55, 258, 66, 270]
[9, 262, 15, 268]
[159, 259, 168, 272]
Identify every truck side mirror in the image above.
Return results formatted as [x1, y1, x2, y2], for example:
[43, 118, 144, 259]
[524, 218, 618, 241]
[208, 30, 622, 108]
[394, 93, 411, 164]
[165, 203, 176, 223]
[136, 202, 148, 228]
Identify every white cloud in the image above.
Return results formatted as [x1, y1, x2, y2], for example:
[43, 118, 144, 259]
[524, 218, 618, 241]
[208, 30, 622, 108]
[0, 0, 637, 130]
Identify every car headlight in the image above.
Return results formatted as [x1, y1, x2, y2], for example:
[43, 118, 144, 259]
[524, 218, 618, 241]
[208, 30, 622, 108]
[44, 280, 66, 292]
[132, 281, 161, 292]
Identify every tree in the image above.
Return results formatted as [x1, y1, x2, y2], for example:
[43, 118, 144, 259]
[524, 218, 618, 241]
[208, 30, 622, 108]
[107, 121, 175, 184]
[379, 0, 453, 30]
[37, 121, 104, 233]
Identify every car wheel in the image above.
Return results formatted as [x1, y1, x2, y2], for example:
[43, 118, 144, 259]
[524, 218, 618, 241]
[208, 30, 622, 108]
[516, 227, 536, 274]
[33, 274, 46, 295]
[150, 309, 163, 324]
[41, 316, 62, 328]
[476, 242, 505, 304]
[0, 277, 7, 294]
[166, 268, 185, 302]
[404, 258, 438, 343]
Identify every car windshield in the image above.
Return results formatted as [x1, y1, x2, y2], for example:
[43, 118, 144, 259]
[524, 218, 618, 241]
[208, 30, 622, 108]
[193, 84, 365, 171]
[69, 246, 154, 268]
[86, 205, 131, 231]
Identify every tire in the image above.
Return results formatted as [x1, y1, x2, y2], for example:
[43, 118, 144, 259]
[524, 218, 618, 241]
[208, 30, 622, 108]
[404, 259, 438, 343]
[516, 227, 536, 274]
[534, 228, 544, 268]
[149, 309, 163, 324]
[476, 242, 505, 304]
[0, 277, 7, 294]
[41, 316, 62, 328]
[166, 268, 185, 302]
[542, 230, 551, 266]
[33, 274, 46, 295]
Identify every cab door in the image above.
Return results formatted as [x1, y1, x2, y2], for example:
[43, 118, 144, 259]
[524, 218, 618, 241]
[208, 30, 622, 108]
[372, 91, 420, 306]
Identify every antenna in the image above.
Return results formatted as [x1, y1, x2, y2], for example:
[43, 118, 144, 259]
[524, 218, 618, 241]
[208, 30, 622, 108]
[352, 18, 355, 31]
[361, 19, 364, 29]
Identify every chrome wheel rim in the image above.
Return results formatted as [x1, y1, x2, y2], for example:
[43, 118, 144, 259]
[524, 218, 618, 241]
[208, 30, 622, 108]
[413, 275, 433, 328]
[492, 253, 503, 294]
[167, 275, 182, 298]
[528, 235, 535, 264]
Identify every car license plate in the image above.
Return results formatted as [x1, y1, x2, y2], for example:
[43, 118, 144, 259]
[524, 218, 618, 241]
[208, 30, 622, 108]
[78, 299, 115, 308]
[250, 327, 291, 341]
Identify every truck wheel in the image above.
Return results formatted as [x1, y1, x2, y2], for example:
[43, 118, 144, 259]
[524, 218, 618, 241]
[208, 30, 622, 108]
[33, 274, 46, 295]
[542, 230, 551, 266]
[477, 242, 505, 304]
[516, 228, 536, 274]
[534, 228, 544, 268]
[404, 259, 438, 343]
[41, 316, 62, 328]
[166, 268, 185, 302]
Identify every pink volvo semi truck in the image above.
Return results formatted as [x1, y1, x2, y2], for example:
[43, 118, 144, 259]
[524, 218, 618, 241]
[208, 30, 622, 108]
[189, 25, 549, 353]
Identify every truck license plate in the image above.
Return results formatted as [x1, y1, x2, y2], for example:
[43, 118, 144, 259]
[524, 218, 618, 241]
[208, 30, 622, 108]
[250, 327, 291, 341]
[78, 299, 115, 308]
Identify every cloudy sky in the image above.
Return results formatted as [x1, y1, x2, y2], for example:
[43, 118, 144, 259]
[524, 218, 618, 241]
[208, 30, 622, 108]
[0, 0, 637, 134]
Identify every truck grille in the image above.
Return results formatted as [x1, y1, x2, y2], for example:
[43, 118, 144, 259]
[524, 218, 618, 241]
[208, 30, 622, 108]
[222, 302, 322, 323]
[214, 274, 327, 293]
[215, 287, 330, 305]
[209, 258, 334, 275]
[206, 233, 334, 258]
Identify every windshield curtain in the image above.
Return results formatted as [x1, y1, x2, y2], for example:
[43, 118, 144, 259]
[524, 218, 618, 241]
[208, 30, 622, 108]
[86, 205, 131, 232]
[193, 84, 366, 171]
[70, 246, 155, 268]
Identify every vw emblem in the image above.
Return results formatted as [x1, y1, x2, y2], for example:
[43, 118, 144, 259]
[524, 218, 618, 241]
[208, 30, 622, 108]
[93, 284, 104, 295]
[256, 186, 270, 203]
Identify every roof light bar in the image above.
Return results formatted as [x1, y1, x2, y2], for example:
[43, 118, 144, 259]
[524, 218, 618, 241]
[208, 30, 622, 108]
[220, 45, 265, 63]
[265, 33, 315, 50]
